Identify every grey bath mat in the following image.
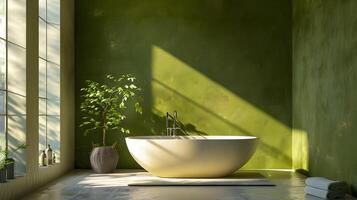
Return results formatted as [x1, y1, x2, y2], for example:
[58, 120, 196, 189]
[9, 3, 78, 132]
[128, 172, 275, 186]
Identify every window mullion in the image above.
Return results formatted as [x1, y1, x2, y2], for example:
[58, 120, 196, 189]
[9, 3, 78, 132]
[4, 0, 8, 153]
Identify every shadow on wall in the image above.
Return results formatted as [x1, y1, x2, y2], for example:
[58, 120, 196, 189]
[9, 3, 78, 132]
[6, 96, 27, 176]
[75, 0, 292, 169]
[149, 109, 208, 136]
[7, 117, 26, 176]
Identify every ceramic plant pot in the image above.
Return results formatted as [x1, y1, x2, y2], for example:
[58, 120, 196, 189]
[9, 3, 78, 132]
[90, 146, 118, 173]
[0, 168, 6, 183]
[6, 158, 15, 179]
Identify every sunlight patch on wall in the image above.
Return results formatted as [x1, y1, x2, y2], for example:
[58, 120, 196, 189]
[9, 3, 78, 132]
[151, 45, 292, 169]
[292, 129, 309, 171]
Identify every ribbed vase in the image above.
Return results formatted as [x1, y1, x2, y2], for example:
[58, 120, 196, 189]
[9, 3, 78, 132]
[90, 146, 118, 173]
[0, 168, 6, 183]
[5, 159, 15, 179]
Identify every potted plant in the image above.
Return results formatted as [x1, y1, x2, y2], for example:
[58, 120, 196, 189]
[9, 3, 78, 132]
[6, 144, 27, 179]
[0, 144, 27, 182]
[0, 147, 11, 183]
[80, 74, 142, 173]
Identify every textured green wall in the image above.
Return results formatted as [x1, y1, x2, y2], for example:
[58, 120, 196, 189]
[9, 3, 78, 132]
[75, 0, 292, 169]
[293, 0, 357, 195]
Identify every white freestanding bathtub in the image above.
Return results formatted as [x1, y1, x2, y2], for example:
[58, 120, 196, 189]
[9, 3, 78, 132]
[125, 136, 258, 178]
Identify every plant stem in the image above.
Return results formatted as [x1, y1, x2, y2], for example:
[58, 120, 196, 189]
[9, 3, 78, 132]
[102, 110, 106, 146]
[103, 127, 106, 146]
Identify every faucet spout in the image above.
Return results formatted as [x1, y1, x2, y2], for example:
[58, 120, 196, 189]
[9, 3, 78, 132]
[166, 111, 179, 136]
[173, 111, 177, 135]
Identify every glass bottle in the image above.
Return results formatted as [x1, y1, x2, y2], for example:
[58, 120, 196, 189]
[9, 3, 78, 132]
[46, 144, 53, 165]
[53, 153, 56, 164]
[40, 150, 47, 166]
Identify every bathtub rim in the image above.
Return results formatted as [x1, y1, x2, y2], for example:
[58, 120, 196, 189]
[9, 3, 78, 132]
[125, 135, 258, 140]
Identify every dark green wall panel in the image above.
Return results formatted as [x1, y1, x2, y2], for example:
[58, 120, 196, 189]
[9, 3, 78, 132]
[75, 0, 292, 169]
[293, 0, 357, 195]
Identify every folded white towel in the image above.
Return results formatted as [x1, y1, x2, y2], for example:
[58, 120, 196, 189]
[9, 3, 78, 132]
[304, 186, 345, 199]
[305, 177, 348, 193]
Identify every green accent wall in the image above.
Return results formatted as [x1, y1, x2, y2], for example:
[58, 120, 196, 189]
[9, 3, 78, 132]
[75, 0, 292, 169]
[293, 0, 357, 195]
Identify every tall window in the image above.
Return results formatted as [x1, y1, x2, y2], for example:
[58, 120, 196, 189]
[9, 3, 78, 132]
[0, 0, 27, 175]
[39, 0, 60, 164]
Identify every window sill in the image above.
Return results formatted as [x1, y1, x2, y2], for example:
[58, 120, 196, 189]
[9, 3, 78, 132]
[39, 163, 60, 169]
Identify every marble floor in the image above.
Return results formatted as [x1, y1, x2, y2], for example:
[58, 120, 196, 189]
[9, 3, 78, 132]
[22, 170, 355, 200]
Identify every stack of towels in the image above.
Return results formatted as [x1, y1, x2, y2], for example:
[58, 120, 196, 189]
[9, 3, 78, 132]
[305, 177, 348, 199]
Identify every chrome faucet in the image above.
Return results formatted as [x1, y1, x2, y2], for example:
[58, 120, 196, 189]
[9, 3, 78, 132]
[166, 111, 179, 136]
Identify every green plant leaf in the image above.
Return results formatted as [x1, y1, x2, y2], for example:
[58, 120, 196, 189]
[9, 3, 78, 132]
[79, 74, 143, 144]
